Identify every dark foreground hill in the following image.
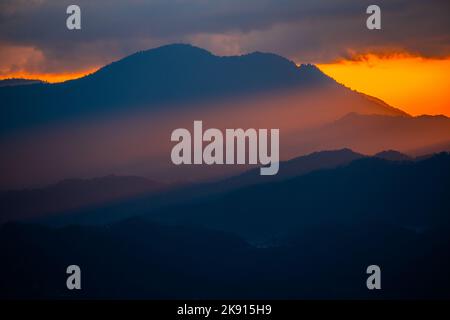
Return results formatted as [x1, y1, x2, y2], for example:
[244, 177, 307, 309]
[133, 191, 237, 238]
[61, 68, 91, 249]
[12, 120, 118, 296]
[1, 216, 450, 299]
[1, 154, 450, 299]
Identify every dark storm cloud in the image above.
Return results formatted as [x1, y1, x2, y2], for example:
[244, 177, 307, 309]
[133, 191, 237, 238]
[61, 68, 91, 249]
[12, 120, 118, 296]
[0, 0, 449, 74]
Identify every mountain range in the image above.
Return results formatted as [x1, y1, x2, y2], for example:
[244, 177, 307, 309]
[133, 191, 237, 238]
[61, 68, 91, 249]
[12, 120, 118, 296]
[150, 152, 450, 242]
[0, 148, 440, 230]
[0, 148, 364, 224]
[3, 44, 441, 189]
[1, 44, 449, 299]
[286, 112, 450, 157]
[2, 152, 450, 299]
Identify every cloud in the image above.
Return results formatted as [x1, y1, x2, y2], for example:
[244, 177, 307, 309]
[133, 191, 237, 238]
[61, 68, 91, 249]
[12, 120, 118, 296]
[0, 0, 449, 74]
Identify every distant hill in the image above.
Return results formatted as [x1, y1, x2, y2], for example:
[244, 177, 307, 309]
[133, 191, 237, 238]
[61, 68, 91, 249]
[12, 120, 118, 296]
[407, 139, 450, 157]
[0, 78, 43, 87]
[0, 175, 165, 223]
[159, 149, 366, 202]
[2, 149, 365, 225]
[216, 148, 365, 189]
[287, 113, 450, 157]
[153, 153, 450, 241]
[33, 152, 450, 234]
[374, 150, 412, 161]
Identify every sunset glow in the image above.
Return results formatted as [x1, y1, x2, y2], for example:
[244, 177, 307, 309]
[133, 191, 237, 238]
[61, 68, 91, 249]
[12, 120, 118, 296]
[318, 55, 450, 117]
[0, 69, 98, 84]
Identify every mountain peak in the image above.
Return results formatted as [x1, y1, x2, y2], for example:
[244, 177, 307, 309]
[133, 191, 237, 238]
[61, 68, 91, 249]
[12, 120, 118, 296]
[242, 50, 295, 64]
[297, 63, 335, 84]
[72, 43, 333, 108]
[92, 44, 328, 84]
[298, 63, 321, 71]
[135, 43, 213, 59]
[374, 150, 412, 161]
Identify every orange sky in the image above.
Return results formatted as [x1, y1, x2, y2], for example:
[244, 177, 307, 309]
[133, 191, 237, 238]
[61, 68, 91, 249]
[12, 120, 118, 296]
[2, 54, 450, 117]
[318, 55, 450, 116]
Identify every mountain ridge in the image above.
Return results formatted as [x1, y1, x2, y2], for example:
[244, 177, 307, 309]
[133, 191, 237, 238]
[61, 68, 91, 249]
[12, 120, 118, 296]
[0, 78, 44, 87]
[286, 112, 450, 157]
[0, 44, 407, 135]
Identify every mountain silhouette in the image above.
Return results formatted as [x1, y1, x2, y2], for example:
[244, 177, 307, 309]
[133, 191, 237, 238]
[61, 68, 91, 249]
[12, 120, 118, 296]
[374, 150, 412, 161]
[1, 149, 364, 225]
[152, 153, 450, 241]
[0, 44, 417, 190]
[0, 44, 406, 135]
[215, 148, 365, 189]
[0, 78, 43, 87]
[31, 151, 449, 231]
